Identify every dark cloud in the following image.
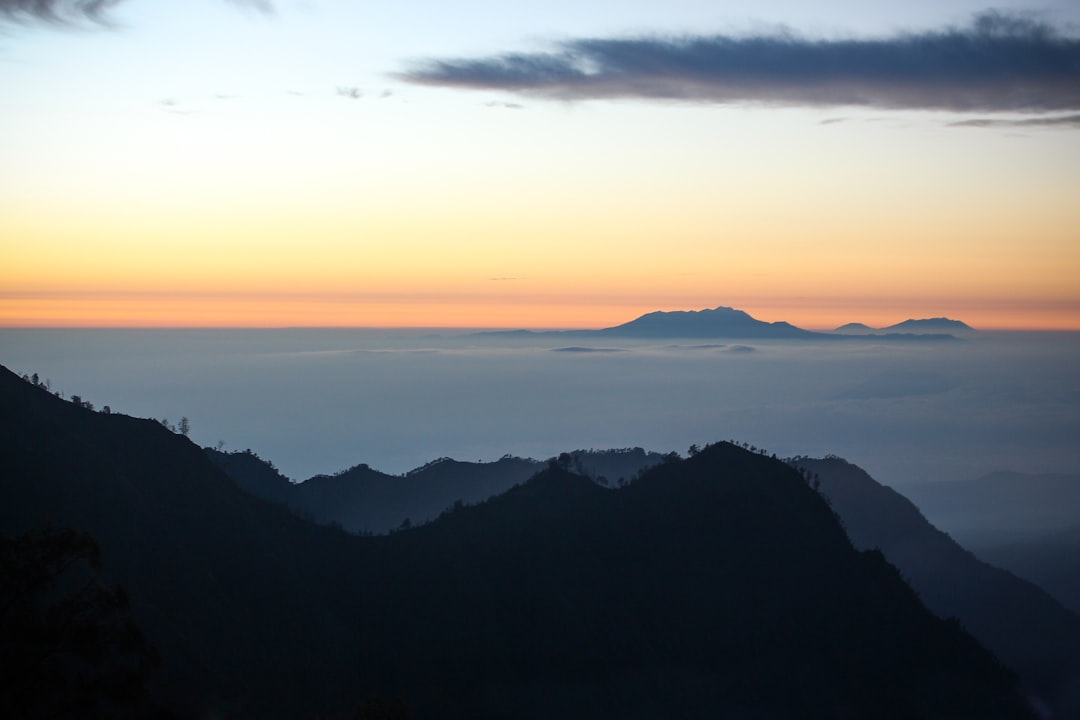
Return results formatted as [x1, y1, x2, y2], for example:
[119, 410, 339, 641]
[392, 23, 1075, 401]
[400, 11, 1080, 113]
[0, 0, 120, 24]
[0, 0, 271, 25]
[485, 100, 523, 109]
[949, 113, 1080, 128]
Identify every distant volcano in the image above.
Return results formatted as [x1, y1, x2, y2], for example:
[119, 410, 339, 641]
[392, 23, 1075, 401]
[598, 305, 820, 339]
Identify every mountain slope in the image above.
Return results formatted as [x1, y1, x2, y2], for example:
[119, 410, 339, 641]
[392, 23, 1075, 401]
[0, 367, 370, 718]
[903, 471, 1080, 547]
[976, 526, 1080, 615]
[799, 457, 1080, 718]
[0, 367, 1035, 719]
[901, 472, 1080, 614]
[370, 446, 1032, 719]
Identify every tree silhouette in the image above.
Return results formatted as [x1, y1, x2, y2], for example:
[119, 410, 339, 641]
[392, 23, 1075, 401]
[0, 527, 162, 719]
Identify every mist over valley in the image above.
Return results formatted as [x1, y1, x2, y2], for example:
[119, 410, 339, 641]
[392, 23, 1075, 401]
[3, 316, 1075, 491]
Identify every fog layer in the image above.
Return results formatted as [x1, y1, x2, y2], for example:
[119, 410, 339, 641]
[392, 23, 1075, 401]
[2, 328, 1076, 488]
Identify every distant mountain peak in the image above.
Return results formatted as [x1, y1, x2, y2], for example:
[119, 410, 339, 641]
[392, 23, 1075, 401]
[833, 322, 875, 332]
[602, 305, 819, 339]
[833, 317, 973, 334]
[478, 305, 959, 341]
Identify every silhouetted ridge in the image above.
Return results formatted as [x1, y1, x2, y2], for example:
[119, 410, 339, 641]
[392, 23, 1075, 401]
[380, 442, 1033, 718]
[205, 446, 296, 506]
[207, 447, 668, 533]
[801, 456, 1080, 718]
[0, 366, 1037, 719]
[0, 365, 368, 717]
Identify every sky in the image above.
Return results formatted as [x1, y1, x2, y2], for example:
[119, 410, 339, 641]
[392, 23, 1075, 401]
[2, 0, 1079, 330]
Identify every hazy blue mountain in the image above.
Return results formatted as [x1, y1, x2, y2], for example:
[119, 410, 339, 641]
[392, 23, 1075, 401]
[206, 446, 668, 533]
[976, 525, 1080, 616]
[0, 366, 1036, 719]
[833, 317, 974, 334]
[901, 471, 1080, 618]
[885, 317, 974, 333]
[903, 471, 1080, 547]
[477, 305, 959, 340]
[797, 456, 1080, 718]
[596, 305, 820, 339]
[566, 446, 669, 486]
[833, 322, 876, 333]
[301, 456, 540, 533]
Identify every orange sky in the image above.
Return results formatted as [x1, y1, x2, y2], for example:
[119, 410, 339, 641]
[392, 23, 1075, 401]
[1, 289, 1076, 330]
[2, 6, 1079, 332]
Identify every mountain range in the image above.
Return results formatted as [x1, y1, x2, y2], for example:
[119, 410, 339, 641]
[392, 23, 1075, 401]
[833, 318, 975, 334]
[205, 447, 667, 534]
[211, 442, 1080, 718]
[478, 305, 967, 340]
[0, 365, 1036, 719]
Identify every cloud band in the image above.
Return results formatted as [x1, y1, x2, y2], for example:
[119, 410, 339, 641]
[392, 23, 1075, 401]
[0, 0, 270, 25]
[400, 12, 1080, 113]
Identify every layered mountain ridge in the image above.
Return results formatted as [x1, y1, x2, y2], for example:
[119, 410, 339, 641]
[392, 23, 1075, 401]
[0, 365, 1035, 719]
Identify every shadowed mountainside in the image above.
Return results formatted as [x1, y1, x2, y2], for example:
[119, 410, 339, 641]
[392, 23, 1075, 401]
[902, 471, 1080, 617]
[902, 471, 1080, 547]
[798, 457, 1080, 718]
[0, 367, 369, 718]
[0, 365, 1036, 719]
[976, 526, 1080, 617]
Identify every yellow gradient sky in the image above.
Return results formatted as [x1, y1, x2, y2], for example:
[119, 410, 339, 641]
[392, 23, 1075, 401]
[2, 1, 1079, 329]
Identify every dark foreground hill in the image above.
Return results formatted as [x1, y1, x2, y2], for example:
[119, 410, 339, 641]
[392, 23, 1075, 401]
[0, 366, 1035, 719]
[799, 457, 1080, 719]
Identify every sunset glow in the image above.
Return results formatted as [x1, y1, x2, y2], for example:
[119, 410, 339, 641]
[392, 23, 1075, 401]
[2, 1, 1079, 330]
